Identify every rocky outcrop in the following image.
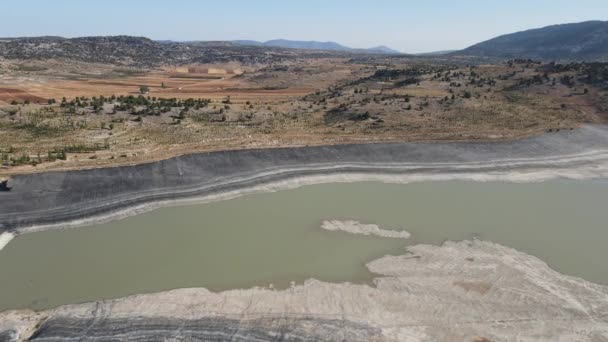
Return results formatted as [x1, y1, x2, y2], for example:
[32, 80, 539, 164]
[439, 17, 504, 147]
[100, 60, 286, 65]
[27, 316, 380, 341]
[2, 240, 608, 341]
[2, 125, 608, 234]
[0, 179, 10, 192]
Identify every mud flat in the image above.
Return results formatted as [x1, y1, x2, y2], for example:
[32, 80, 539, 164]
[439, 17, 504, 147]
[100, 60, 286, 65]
[2, 239, 608, 341]
[320, 220, 411, 239]
[2, 125, 608, 234]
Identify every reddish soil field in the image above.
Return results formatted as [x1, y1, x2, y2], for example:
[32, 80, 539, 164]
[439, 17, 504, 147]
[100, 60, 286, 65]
[0, 88, 47, 103]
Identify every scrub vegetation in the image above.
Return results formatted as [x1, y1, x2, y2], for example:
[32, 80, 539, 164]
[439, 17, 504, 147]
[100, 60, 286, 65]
[0, 39, 607, 175]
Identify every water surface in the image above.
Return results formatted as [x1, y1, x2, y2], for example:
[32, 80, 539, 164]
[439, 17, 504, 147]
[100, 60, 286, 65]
[1, 180, 607, 311]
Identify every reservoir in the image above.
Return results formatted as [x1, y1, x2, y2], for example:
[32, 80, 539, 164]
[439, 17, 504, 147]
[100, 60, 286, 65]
[1, 180, 607, 311]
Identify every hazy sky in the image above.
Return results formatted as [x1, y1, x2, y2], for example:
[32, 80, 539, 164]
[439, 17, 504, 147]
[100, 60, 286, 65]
[2, 0, 606, 53]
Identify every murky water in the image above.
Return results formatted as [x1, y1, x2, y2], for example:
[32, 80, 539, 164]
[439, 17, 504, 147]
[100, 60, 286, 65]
[1, 180, 607, 311]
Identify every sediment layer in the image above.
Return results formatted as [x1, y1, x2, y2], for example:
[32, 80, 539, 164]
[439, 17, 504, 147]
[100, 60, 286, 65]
[2, 125, 608, 233]
[2, 240, 608, 341]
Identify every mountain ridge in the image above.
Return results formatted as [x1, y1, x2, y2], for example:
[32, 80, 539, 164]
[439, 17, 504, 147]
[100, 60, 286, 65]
[232, 39, 402, 54]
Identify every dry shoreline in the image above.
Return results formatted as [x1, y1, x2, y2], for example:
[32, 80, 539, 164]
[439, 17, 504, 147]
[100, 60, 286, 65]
[2, 124, 608, 235]
[8, 154, 608, 236]
[2, 239, 608, 341]
[0, 131, 543, 179]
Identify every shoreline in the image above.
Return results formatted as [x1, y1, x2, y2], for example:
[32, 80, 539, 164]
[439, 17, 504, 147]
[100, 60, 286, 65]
[0, 131, 543, 179]
[2, 238, 608, 341]
[2, 124, 608, 235]
[11, 160, 608, 236]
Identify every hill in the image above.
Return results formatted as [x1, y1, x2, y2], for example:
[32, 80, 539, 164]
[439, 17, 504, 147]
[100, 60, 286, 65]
[0, 36, 342, 67]
[458, 21, 608, 61]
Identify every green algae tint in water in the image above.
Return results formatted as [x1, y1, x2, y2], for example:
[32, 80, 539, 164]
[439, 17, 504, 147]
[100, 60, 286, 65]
[0, 190, 407, 311]
[1, 179, 608, 311]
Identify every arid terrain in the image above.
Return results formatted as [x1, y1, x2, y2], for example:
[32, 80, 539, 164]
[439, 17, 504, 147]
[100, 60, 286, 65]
[2, 50, 607, 178]
[2, 15, 608, 341]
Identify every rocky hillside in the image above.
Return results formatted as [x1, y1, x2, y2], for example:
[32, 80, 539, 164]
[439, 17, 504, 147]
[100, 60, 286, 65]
[458, 21, 608, 61]
[0, 36, 335, 67]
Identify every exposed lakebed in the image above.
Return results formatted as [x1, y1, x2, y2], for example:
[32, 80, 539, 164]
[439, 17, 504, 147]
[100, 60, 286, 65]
[1, 180, 607, 312]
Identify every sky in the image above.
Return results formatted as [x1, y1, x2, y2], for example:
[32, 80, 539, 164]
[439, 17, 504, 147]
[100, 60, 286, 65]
[2, 0, 607, 53]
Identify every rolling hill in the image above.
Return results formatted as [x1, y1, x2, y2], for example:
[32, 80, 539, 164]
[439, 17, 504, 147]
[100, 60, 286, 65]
[0, 36, 344, 67]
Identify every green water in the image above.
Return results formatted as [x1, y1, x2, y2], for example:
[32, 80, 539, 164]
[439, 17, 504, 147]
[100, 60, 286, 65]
[1, 180, 607, 311]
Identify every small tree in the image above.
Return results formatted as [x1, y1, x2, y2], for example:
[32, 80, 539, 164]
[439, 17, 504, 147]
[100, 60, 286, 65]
[139, 85, 150, 94]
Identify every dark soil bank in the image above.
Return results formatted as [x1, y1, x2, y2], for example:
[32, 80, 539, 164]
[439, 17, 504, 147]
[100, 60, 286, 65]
[2, 125, 607, 232]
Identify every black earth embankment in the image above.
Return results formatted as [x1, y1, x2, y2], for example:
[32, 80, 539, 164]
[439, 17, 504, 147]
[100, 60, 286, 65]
[1, 125, 607, 232]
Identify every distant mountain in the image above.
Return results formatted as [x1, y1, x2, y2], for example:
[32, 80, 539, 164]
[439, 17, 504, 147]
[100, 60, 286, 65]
[413, 50, 457, 56]
[263, 39, 350, 51]
[457, 21, 608, 61]
[233, 39, 401, 54]
[231, 40, 264, 46]
[367, 45, 402, 54]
